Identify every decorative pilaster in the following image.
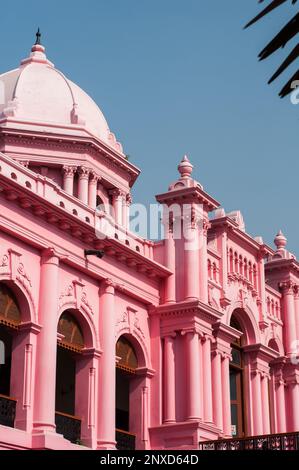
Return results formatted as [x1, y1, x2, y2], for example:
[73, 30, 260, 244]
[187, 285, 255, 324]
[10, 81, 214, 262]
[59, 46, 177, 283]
[251, 369, 263, 435]
[261, 373, 271, 434]
[183, 208, 200, 300]
[62, 166, 76, 196]
[164, 214, 176, 304]
[202, 335, 213, 423]
[97, 279, 116, 449]
[199, 219, 209, 303]
[78, 166, 90, 205]
[163, 334, 176, 423]
[33, 248, 59, 433]
[221, 353, 232, 437]
[211, 350, 223, 431]
[272, 360, 286, 433]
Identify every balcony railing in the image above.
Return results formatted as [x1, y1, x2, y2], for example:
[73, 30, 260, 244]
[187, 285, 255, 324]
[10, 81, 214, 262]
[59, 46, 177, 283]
[199, 432, 299, 450]
[0, 394, 16, 428]
[55, 411, 81, 444]
[116, 429, 136, 450]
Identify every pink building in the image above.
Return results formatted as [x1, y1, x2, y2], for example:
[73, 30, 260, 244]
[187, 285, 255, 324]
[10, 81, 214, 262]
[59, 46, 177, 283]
[0, 36, 298, 451]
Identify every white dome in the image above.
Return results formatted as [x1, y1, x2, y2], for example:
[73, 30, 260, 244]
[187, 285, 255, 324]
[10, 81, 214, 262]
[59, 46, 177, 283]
[0, 43, 123, 153]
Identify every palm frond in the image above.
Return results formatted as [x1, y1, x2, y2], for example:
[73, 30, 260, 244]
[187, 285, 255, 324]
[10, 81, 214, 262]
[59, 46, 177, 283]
[246, 0, 299, 97]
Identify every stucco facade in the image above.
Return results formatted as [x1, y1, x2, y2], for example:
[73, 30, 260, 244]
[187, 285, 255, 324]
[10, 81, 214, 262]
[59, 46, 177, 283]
[0, 39, 298, 450]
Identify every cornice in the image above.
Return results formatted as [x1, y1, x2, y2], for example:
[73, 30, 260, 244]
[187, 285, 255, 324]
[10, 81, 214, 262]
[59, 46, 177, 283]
[151, 298, 223, 323]
[156, 186, 220, 212]
[0, 126, 140, 186]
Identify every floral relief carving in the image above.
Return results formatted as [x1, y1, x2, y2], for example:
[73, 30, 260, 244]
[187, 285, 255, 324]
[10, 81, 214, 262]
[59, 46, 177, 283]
[81, 291, 94, 316]
[59, 281, 95, 316]
[17, 263, 32, 287]
[1, 254, 9, 267]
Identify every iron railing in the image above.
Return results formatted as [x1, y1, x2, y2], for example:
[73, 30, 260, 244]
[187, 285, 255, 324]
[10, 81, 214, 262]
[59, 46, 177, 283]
[55, 411, 81, 444]
[199, 432, 299, 450]
[116, 429, 136, 450]
[0, 394, 16, 428]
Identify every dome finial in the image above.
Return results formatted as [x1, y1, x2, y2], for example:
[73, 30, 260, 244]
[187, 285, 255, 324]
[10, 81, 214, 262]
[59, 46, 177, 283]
[178, 154, 193, 179]
[274, 230, 287, 251]
[35, 28, 41, 45]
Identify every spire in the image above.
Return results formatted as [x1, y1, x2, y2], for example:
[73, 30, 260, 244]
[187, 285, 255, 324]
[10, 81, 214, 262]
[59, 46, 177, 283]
[20, 29, 54, 67]
[35, 28, 42, 45]
[274, 230, 287, 251]
[178, 155, 193, 179]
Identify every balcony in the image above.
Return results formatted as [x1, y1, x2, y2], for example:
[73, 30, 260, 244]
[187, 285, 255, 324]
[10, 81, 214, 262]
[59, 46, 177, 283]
[199, 432, 299, 450]
[116, 429, 136, 450]
[0, 394, 16, 428]
[55, 411, 81, 444]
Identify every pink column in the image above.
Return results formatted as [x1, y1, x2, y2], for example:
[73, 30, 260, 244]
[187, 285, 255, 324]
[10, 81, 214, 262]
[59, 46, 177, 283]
[112, 189, 123, 226]
[164, 224, 176, 304]
[202, 336, 213, 423]
[221, 354, 232, 437]
[251, 370, 263, 435]
[198, 220, 209, 303]
[88, 173, 99, 208]
[280, 282, 297, 355]
[275, 375, 286, 433]
[185, 331, 201, 420]
[294, 285, 299, 342]
[212, 350, 223, 431]
[163, 335, 176, 423]
[286, 380, 299, 432]
[184, 219, 200, 300]
[97, 279, 116, 449]
[122, 193, 131, 229]
[78, 166, 90, 205]
[33, 248, 59, 432]
[62, 165, 76, 195]
[261, 374, 271, 434]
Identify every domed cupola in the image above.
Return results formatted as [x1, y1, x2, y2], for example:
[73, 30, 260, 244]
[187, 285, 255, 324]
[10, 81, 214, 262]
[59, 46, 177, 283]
[0, 30, 123, 153]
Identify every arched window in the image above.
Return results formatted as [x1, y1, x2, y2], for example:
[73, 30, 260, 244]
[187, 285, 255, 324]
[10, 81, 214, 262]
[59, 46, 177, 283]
[229, 316, 245, 438]
[116, 336, 138, 373]
[58, 311, 84, 352]
[0, 284, 20, 428]
[115, 337, 138, 449]
[0, 284, 21, 328]
[56, 311, 84, 444]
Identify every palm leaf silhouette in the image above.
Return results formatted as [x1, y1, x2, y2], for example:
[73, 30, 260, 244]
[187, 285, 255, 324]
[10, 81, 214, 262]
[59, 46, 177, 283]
[245, 1, 299, 97]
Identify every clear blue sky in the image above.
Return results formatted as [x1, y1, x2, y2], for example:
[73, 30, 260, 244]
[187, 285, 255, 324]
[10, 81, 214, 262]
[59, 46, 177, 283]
[1, 1, 298, 253]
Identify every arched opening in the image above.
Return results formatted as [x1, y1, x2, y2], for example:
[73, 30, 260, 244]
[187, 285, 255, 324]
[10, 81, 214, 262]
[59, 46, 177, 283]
[0, 283, 21, 428]
[115, 336, 138, 450]
[229, 315, 246, 438]
[55, 310, 84, 444]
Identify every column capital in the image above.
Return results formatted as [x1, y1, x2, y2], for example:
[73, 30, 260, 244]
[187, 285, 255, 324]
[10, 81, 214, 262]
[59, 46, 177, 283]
[162, 332, 177, 340]
[101, 278, 116, 294]
[279, 280, 295, 295]
[63, 165, 77, 176]
[180, 328, 203, 339]
[78, 166, 91, 179]
[293, 284, 299, 298]
[40, 247, 60, 265]
[110, 188, 125, 198]
[90, 171, 101, 184]
[126, 193, 132, 205]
